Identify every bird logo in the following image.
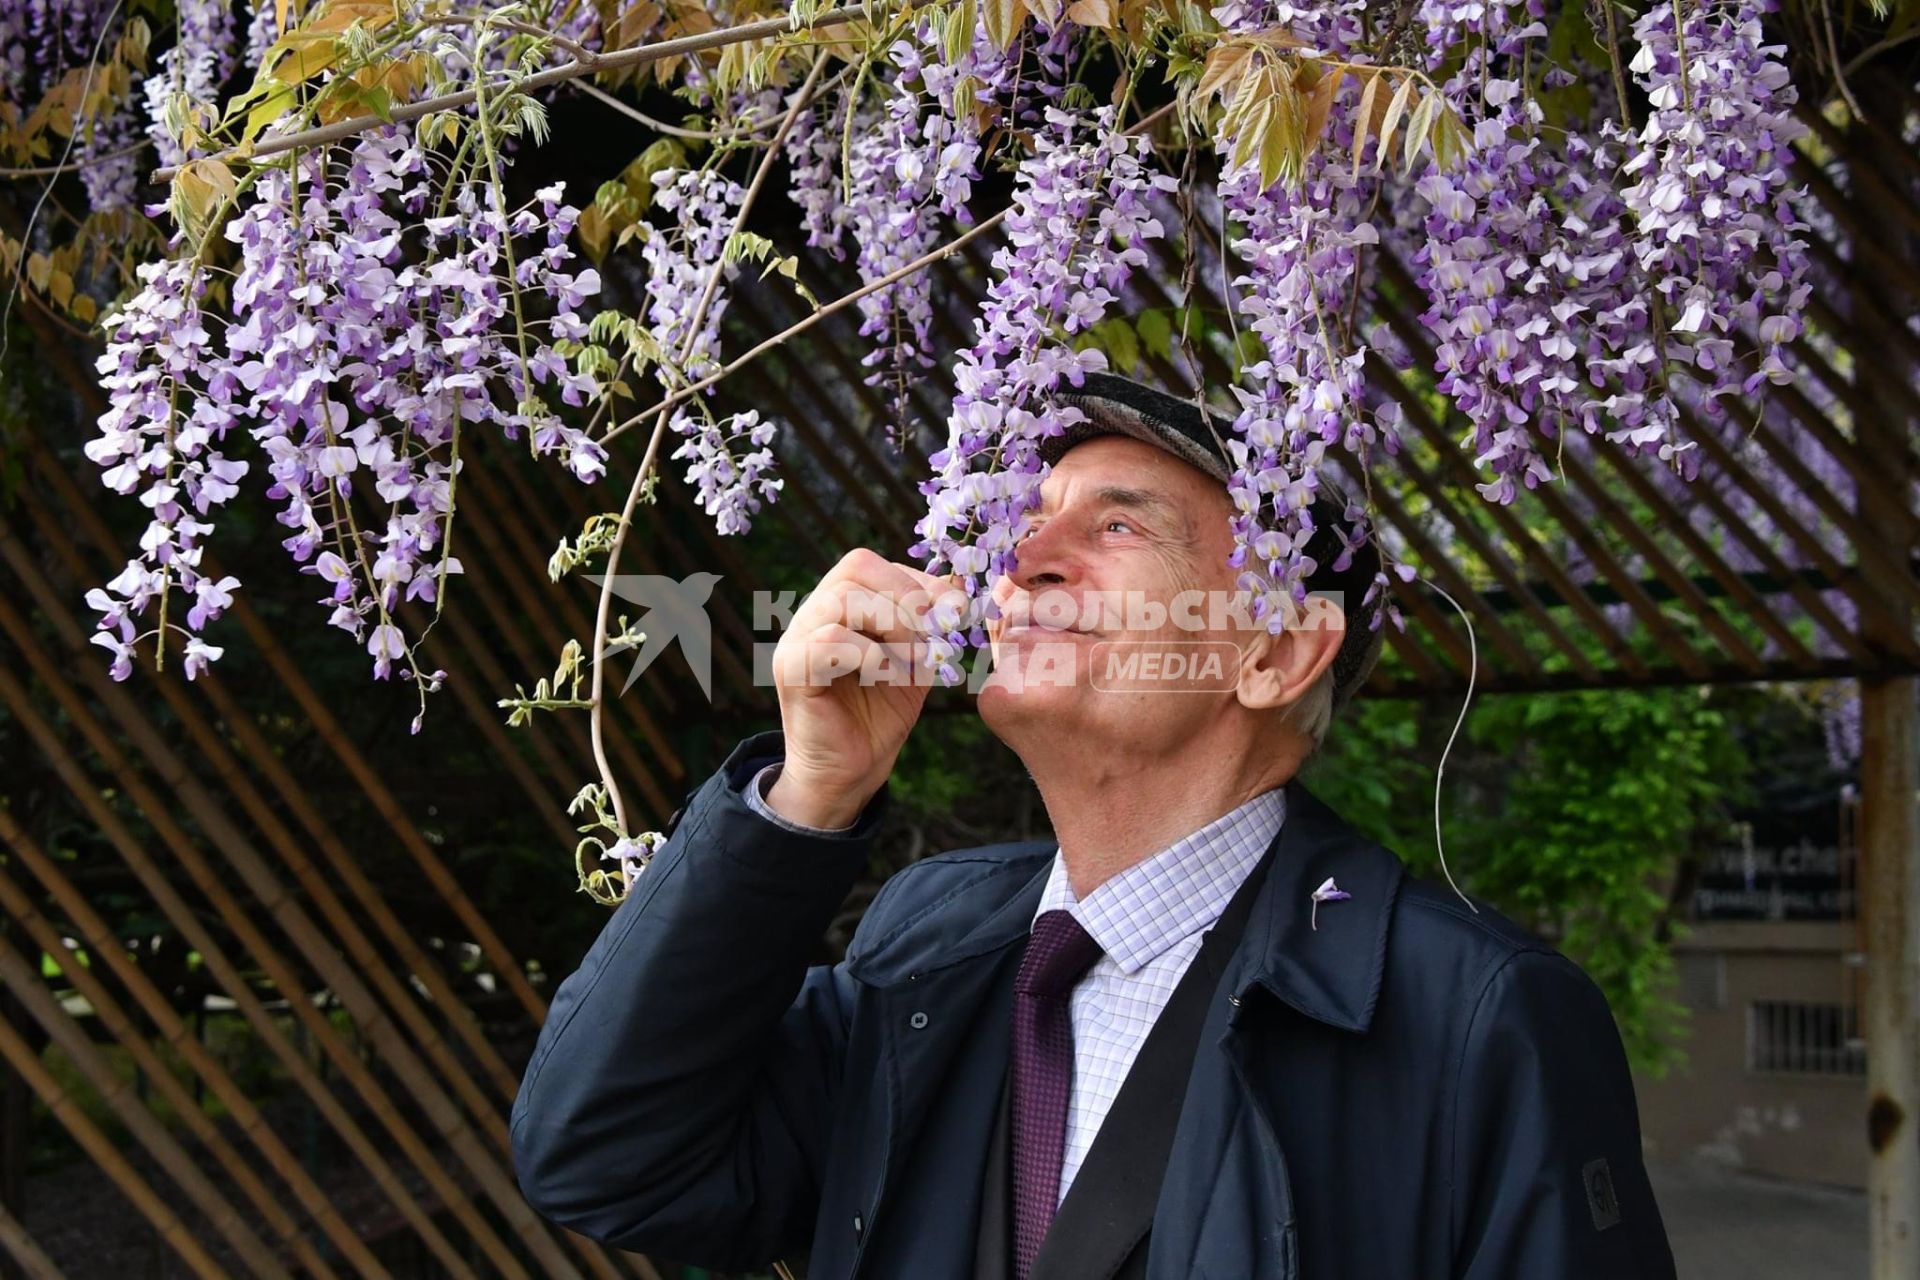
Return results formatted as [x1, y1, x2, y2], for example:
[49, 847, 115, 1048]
[584, 572, 724, 701]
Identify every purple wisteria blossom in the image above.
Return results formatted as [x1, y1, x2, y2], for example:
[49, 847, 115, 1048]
[143, 0, 238, 169]
[643, 166, 786, 536]
[1310, 875, 1351, 930]
[783, 17, 1014, 449]
[1410, 8, 1573, 504]
[59, 0, 1840, 723]
[912, 104, 1177, 682]
[1213, 0, 1397, 630]
[1617, 0, 1811, 432]
[1, 0, 143, 209]
[86, 254, 245, 678]
[86, 121, 601, 694]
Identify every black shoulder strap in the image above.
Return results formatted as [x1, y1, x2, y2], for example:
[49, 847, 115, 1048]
[1024, 841, 1278, 1280]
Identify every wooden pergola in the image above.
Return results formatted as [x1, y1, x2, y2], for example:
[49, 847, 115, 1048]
[1, 73, 1915, 1280]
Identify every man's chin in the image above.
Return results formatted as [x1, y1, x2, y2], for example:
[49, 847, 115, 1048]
[976, 661, 1091, 734]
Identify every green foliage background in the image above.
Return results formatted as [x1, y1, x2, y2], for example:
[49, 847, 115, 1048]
[1304, 687, 1757, 1072]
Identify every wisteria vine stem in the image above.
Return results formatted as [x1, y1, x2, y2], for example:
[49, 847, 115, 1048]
[588, 50, 832, 839]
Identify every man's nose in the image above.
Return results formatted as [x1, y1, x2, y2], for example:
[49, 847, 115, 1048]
[1009, 518, 1078, 591]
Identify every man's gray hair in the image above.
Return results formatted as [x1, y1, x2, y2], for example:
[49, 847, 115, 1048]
[1278, 665, 1338, 752]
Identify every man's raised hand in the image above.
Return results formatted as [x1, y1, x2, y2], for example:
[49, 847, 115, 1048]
[765, 549, 958, 830]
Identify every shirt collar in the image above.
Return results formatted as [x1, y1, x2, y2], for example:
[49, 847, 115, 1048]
[1032, 787, 1287, 976]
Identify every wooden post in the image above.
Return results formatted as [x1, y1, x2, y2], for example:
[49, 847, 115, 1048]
[1860, 679, 1918, 1278]
[1852, 92, 1920, 1280]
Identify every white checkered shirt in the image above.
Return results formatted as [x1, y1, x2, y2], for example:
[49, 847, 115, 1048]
[1034, 786, 1285, 1202]
[745, 762, 1285, 1203]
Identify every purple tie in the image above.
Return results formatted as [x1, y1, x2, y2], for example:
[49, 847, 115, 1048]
[1010, 908, 1105, 1279]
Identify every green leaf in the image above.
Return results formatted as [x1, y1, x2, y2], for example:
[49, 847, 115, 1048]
[1137, 308, 1174, 362]
[1402, 91, 1436, 170]
[364, 83, 393, 124]
[984, 0, 1026, 50]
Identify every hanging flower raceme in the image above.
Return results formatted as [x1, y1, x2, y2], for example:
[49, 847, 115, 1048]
[1219, 148, 1383, 625]
[1, 0, 145, 209]
[143, 0, 239, 169]
[1617, 0, 1811, 428]
[1409, 12, 1574, 504]
[784, 16, 1012, 451]
[85, 120, 601, 703]
[642, 166, 786, 536]
[84, 254, 245, 683]
[842, 78, 942, 446]
[1545, 127, 1688, 467]
[1204, 0, 1397, 629]
[912, 104, 1177, 681]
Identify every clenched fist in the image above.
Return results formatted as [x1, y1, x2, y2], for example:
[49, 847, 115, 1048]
[765, 549, 959, 829]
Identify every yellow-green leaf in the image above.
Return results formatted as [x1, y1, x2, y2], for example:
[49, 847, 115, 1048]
[242, 79, 300, 141]
[1430, 105, 1468, 170]
[1262, 67, 1306, 187]
[1303, 65, 1344, 148]
[1350, 70, 1379, 180]
[984, 0, 1027, 50]
[1065, 0, 1114, 27]
[306, 0, 393, 37]
[1195, 41, 1254, 106]
[947, 0, 977, 62]
[578, 205, 610, 262]
[1403, 91, 1436, 169]
[1376, 74, 1414, 174]
[170, 156, 238, 240]
[1230, 99, 1272, 175]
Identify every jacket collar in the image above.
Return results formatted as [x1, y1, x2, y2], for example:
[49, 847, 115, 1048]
[1229, 779, 1405, 1034]
[847, 780, 1404, 1034]
[845, 848, 1054, 989]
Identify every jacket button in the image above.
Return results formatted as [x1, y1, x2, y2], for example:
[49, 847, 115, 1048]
[853, 1213, 864, 1237]
[909, 1011, 929, 1029]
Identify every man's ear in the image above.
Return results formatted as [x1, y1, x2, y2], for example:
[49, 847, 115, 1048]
[1236, 594, 1344, 713]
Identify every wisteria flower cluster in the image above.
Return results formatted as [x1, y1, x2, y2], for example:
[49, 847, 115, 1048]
[1, 0, 145, 209]
[1616, 0, 1810, 424]
[836, 18, 1017, 446]
[911, 103, 1178, 680]
[143, 0, 238, 170]
[640, 165, 788, 536]
[85, 120, 601, 717]
[1210, 0, 1399, 626]
[1409, 5, 1572, 505]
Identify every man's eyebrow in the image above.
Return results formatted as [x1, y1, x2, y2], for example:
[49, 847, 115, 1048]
[1093, 485, 1180, 520]
[1036, 484, 1191, 536]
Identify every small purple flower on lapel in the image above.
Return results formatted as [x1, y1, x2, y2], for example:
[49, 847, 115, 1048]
[1310, 877, 1352, 931]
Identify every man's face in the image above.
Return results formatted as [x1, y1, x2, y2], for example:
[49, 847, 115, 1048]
[979, 435, 1251, 755]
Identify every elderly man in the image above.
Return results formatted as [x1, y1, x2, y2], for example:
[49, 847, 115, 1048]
[510, 372, 1677, 1279]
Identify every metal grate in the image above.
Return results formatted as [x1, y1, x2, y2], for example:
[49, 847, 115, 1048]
[1747, 1000, 1867, 1076]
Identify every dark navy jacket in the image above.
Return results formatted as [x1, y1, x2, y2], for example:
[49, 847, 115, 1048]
[511, 731, 1677, 1279]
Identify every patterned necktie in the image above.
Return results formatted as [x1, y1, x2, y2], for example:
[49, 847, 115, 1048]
[1010, 908, 1105, 1279]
